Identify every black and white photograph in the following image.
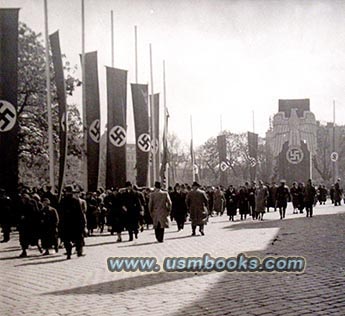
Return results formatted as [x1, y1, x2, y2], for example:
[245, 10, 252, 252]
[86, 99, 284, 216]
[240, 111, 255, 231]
[0, 0, 344, 315]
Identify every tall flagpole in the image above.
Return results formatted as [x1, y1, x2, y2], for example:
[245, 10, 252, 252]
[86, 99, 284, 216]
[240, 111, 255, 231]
[220, 114, 222, 134]
[111, 10, 114, 67]
[134, 25, 138, 83]
[191, 115, 195, 182]
[81, 0, 87, 191]
[333, 100, 336, 183]
[44, 0, 55, 190]
[252, 110, 255, 133]
[149, 44, 156, 182]
[163, 60, 169, 188]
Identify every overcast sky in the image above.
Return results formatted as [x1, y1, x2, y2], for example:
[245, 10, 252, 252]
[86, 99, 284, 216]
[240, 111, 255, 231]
[1, 0, 345, 146]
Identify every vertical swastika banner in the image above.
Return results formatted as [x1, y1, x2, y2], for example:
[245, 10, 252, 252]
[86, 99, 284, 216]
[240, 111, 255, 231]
[84, 52, 100, 192]
[0, 9, 19, 194]
[106, 67, 127, 189]
[150, 93, 160, 183]
[131, 84, 149, 187]
[50, 31, 68, 201]
[217, 134, 228, 187]
[247, 131, 258, 182]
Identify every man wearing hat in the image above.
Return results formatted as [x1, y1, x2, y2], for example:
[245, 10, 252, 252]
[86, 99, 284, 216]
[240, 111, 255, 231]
[303, 179, 317, 217]
[121, 181, 144, 241]
[149, 181, 172, 242]
[276, 180, 291, 220]
[186, 182, 209, 236]
[59, 186, 86, 259]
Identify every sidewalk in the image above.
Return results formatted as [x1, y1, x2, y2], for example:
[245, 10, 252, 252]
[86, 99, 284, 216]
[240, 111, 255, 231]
[0, 202, 344, 316]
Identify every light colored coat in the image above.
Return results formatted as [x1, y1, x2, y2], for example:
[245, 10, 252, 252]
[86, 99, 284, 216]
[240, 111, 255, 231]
[149, 189, 172, 228]
[186, 188, 209, 225]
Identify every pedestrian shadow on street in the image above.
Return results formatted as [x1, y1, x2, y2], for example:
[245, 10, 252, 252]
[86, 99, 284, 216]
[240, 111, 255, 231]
[0, 254, 39, 261]
[118, 241, 160, 248]
[43, 271, 200, 296]
[84, 240, 124, 248]
[14, 257, 67, 267]
[0, 247, 21, 253]
[222, 212, 335, 232]
[165, 235, 201, 241]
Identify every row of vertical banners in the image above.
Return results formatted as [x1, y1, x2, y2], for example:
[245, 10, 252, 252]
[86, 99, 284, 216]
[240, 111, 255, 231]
[217, 132, 258, 186]
[0, 9, 158, 194]
[0, 10, 259, 192]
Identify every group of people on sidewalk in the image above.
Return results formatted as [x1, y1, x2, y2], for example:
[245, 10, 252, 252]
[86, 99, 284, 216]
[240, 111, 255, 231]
[0, 178, 343, 259]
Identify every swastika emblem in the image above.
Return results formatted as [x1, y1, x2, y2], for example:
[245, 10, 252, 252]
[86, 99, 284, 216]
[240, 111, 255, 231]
[61, 112, 67, 133]
[330, 152, 338, 162]
[151, 138, 159, 154]
[248, 157, 257, 167]
[109, 125, 126, 147]
[137, 133, 151, 152]
[89, 119, 100, 143]
[286, 147, 304, 164]
[220, 161, 229, 172]
[0, 100, 17, 132]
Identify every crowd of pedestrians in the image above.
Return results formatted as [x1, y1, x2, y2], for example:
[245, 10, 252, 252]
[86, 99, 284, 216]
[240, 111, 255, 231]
[0, 178, 343, 259]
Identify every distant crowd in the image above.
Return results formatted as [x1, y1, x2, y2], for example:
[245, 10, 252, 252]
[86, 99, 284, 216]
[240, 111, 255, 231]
[0, 178, 343, 259]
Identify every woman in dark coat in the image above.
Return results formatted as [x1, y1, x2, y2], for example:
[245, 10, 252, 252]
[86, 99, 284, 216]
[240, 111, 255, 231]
[170, 183, 188, 231]
[290, 182, 299, 214]
[86, 193, 99, 236]
[297, 182, 305, 214]
[18, 194, 42, 257]
[225, 185, 237, 221]
[41, 198, 59, 255]
[108, 189, 126, 242]
[237, 186, 250, 220]
[143, 188, 153, 229]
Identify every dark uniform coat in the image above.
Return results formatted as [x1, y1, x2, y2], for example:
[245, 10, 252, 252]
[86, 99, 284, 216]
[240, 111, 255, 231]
[59, 196, 86, 242]
[186, 188, 209, 226]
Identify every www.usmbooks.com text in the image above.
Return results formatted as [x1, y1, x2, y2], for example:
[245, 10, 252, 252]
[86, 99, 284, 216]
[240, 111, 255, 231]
[107, 253, 306, 273]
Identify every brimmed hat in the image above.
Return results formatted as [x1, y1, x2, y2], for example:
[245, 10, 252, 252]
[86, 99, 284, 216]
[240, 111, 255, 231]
[125, 181, 132, 187]
[192, 181, 200, 187]
[64, 185, 75, 193]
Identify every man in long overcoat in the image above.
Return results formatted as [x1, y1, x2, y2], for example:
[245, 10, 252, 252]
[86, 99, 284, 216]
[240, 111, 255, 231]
[59, 186, 86, 259]
[170, 183, 188, 231]
[148, 181, 172, 242]
[303, 179, 317, 217]
[255, 180, 269, 221]
[276, 180, 291, 220]
[121, 182, 144, 241]
[186, 182, 209, 236]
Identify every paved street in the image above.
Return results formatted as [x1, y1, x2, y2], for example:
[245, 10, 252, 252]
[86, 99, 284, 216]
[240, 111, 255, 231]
[1, 202, 345, 316]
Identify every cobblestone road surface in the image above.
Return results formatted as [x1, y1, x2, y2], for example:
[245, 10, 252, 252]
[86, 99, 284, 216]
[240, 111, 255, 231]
[0, 202, 344, 316]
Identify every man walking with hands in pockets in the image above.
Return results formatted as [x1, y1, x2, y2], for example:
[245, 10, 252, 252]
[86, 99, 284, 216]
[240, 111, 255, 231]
[149, 181, 172, 243]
